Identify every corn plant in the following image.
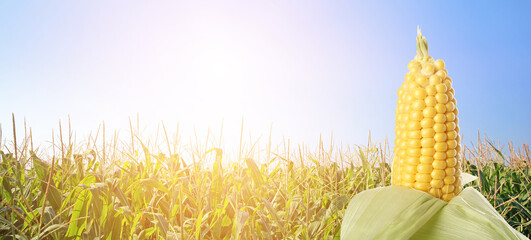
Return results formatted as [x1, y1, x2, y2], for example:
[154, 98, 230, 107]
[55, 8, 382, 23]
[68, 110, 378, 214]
[0, 117, 529, 239]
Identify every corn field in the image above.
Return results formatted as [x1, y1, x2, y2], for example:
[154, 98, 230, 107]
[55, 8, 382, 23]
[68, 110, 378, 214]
[0, 119, 529, 239]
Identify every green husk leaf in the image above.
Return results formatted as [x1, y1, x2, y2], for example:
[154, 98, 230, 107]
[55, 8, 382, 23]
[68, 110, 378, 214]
[341, 186, 528, 240]
[461, 172, 478, 186]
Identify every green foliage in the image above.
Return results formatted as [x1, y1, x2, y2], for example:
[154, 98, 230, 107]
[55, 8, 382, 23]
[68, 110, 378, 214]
[0, 131, 529, 239]
[463, 153, 531, 236]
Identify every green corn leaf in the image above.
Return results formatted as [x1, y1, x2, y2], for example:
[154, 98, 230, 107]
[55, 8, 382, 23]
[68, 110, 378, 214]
[33, 223, 64, 240]
[221, 214, 232, 227]
[31, 153, 50, 181]
[341, 186, 528, 240]
[233, 209, 249, 238]
[73, 154, 84, 179]
[41, 182, 62, 212]
[2, 176, 13, 199]
[154, 213, 170, 238]
[65, 189, 92, 239]
[245, 158, 263, 187]
[205, 148, 224, 208]
[140, 178, 169, 194]
[358, 147, 374, 190]
[195, 209, 204, 240]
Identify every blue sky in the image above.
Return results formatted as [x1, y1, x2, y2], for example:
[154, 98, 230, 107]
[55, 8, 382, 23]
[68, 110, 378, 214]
[1, 1, 530, 153]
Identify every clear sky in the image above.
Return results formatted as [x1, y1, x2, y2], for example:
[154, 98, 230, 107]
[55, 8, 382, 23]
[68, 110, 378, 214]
[1, 1, 530, 154]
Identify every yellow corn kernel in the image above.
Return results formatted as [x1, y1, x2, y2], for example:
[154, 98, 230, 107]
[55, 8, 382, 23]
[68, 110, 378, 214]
[405, 95, 414, 103]
[421, 128, 435, 138]
[421, 118, 435, 128]
[435, 83, 447, 93]
[444, 175, 456, 184]
[447, 130, 457, 140]
[407, 120, 421, 130]
[415, 173, 431, 183]
[399, 149, 408, 158]
[446, 149, 457, 158]
[444, 79, 452, 89]
[447, 139, 458, 149]
[394, 138, 400, 145]
[398, 88, 405, 96]
[445, 167, 456, 176]
[446, 122, 456, 131]
[422, 63, 435, 75]
[431, 169, 445, 180]
[454, 185, 462, 196]
[413, 88, 427, 99]
[417, 164, 433, 173]
[433, 152, 446, 160]
[434, 113, 446, 123]
[408, 60, 421, 70]
[426, 85, 437, 96]
[434, 142, 448, 152]
[421, 138, 435, 148]
[398, 104, 406, 113]
[412, 100, 426, 110]
[445, 102, 456, 112]
[429, 188, 443, 198]
[434, 59, 445, 70]
[403, 173, 416, 183]
[430, 179, 444, 188]
[429, 75, 442, 85]
[419, 156, 434, 164]
[421, 147, 435, 156]
[445, 112, 455, 121]
[434, 123, 447, 133]
[406, 81, 419, 90]
[407, 147, 421, 157]
[448, 90, 455, 100]
[454, 178, 462, 191]
[432, 160, 447, 170]
[434, 133, 447, 142]
[442, 184, 455, 194]
[435, 93, 448, 104]
[410, 111, 423, 121]
[406, 156, 420, 165]
[424, 96, 437, 107]
[435, 70, 447, 79]
[442, 193, 455, 201]
[445, 76, 453, 83]
[408, 139, 421, 148]
[434, 103, 446, 113]
[416, 75, 429, 86]
[404, 164, 418, 174]
[446, 157, 457, 167]
[455, 160, 462, 170]
[400, 131, 408, 139]
[414, 182, 431, 192]
[422, 107, 436, 118]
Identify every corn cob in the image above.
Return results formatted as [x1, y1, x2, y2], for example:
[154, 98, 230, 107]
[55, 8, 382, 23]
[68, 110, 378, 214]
[392, 27, 462, 201]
